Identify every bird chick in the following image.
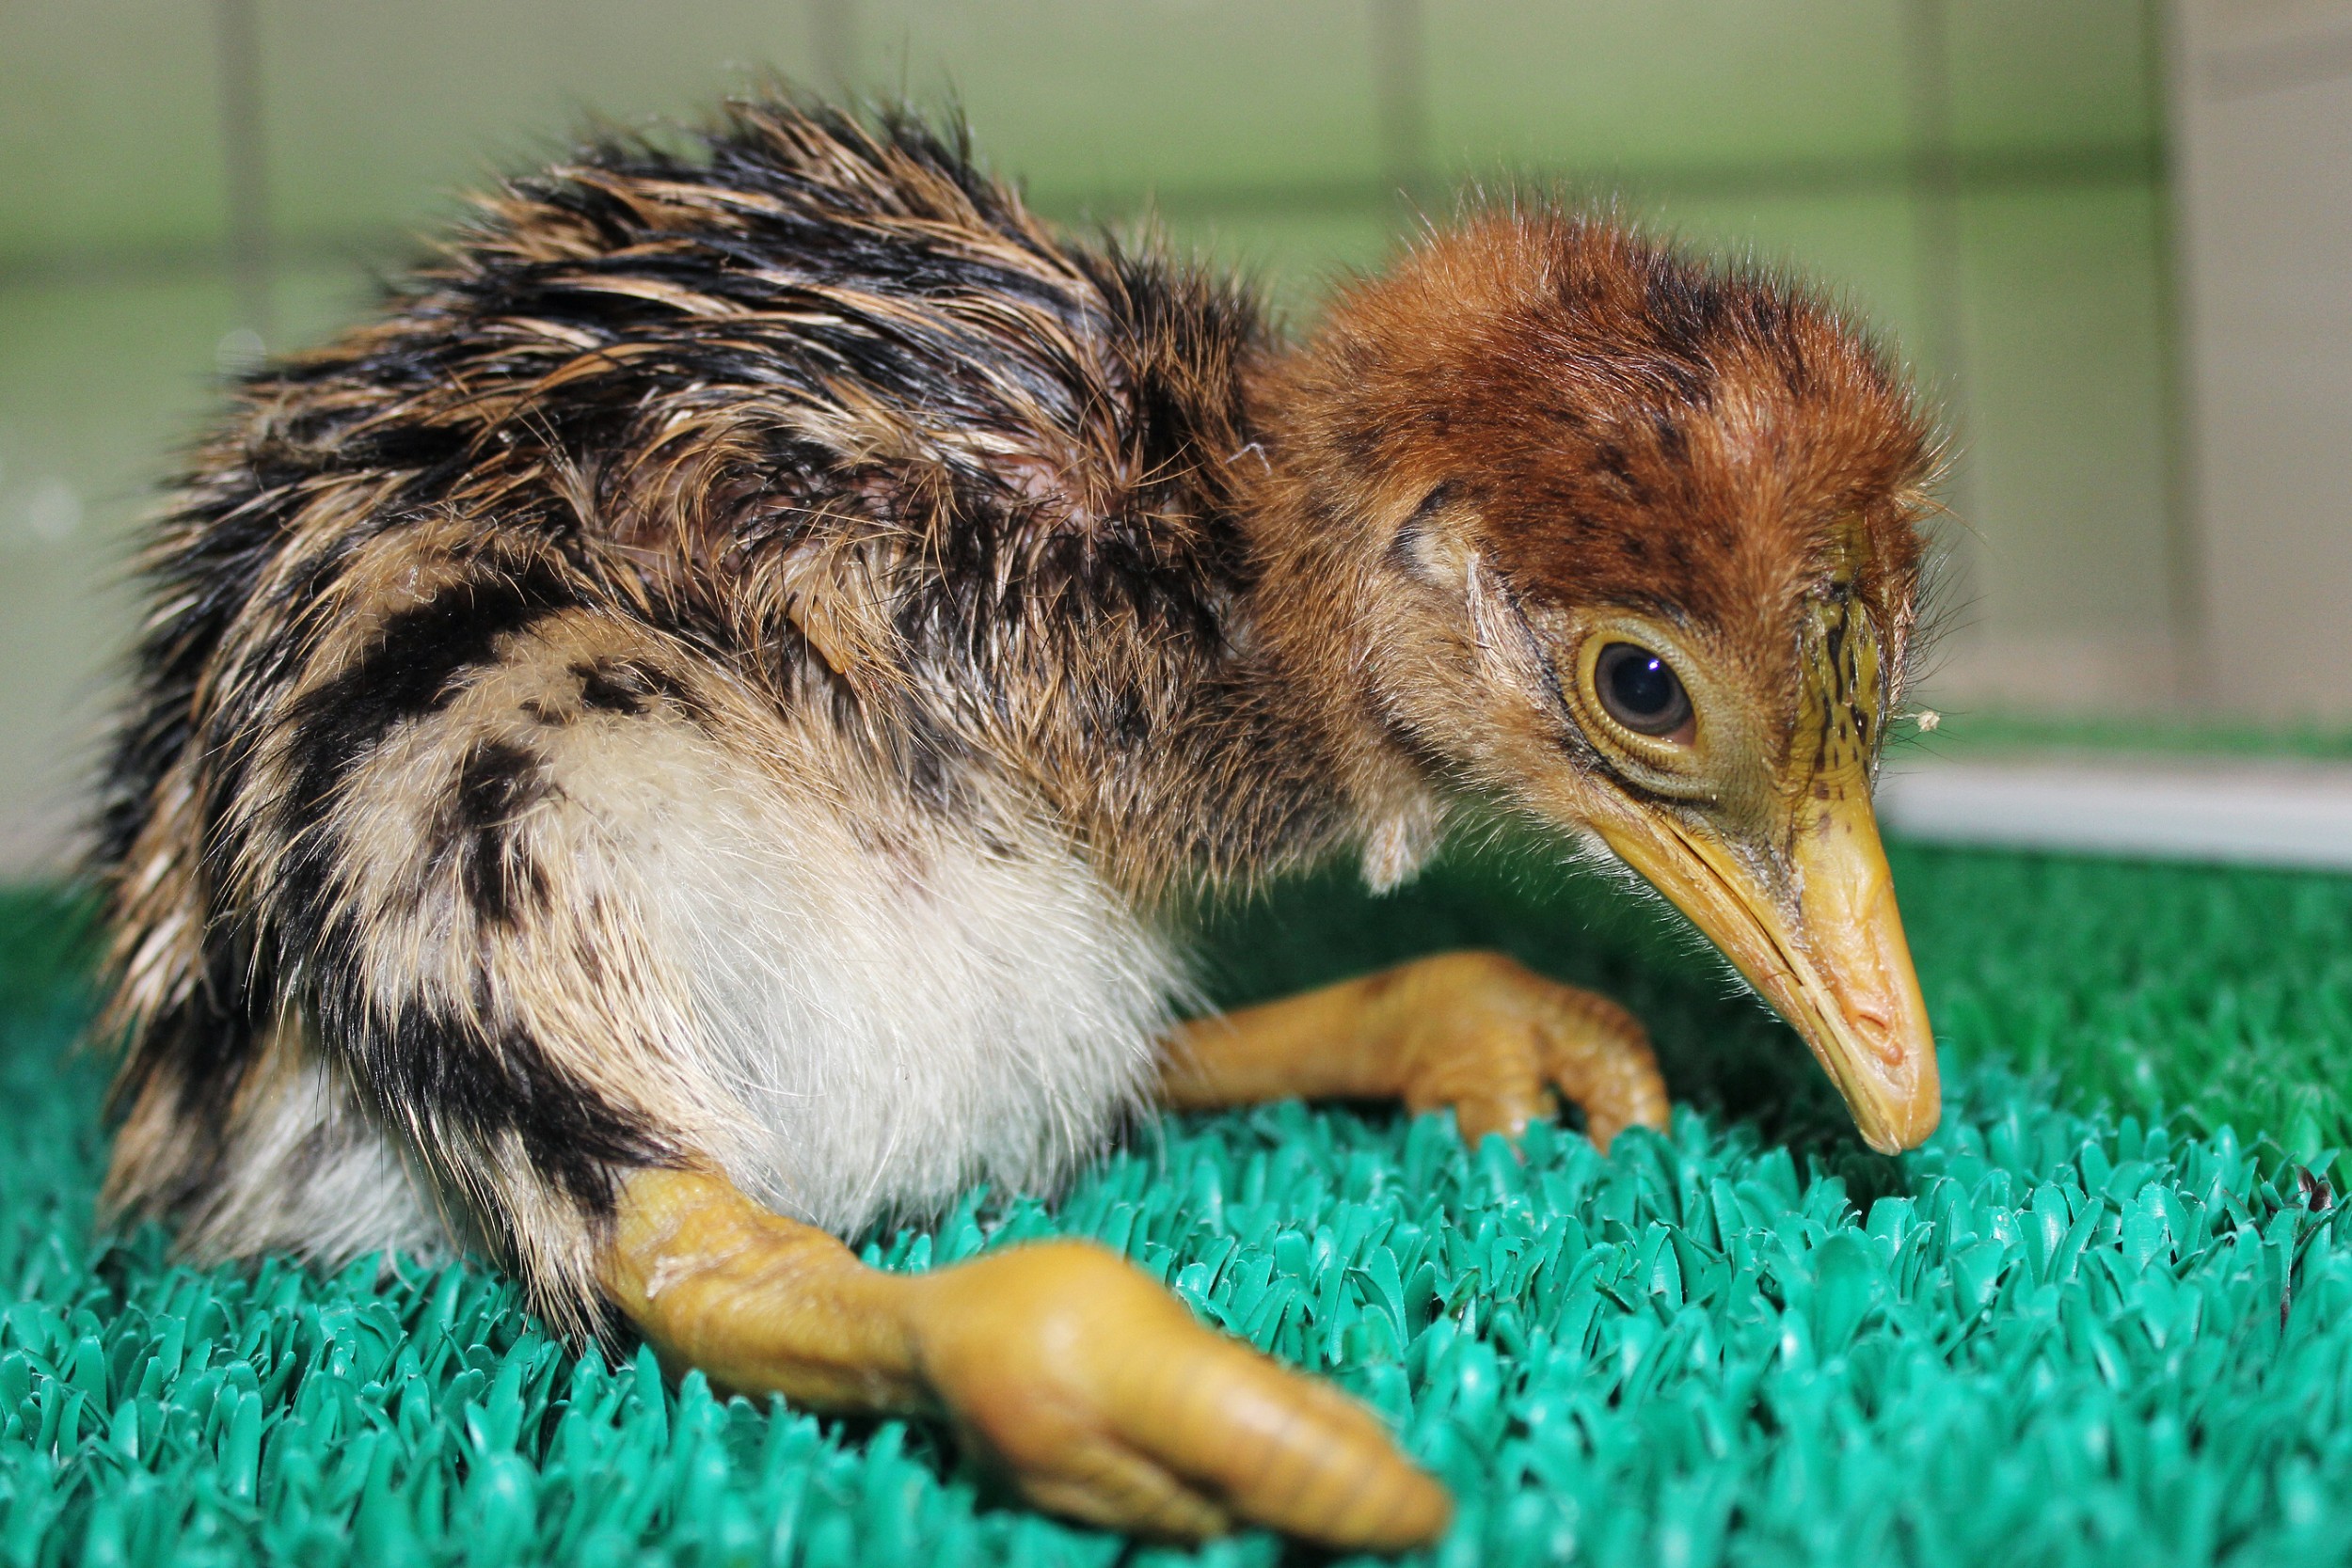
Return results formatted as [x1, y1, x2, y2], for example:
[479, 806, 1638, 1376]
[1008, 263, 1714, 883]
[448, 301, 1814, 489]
[92, 102, 1938, 1549]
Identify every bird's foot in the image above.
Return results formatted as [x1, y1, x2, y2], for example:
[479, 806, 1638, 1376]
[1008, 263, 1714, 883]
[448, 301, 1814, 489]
[1162, 949, 1670, 1151]
[603, 1169, 1449, 1548]
[904, 1241, 1452, 1546]
[1378, 951, 1670, 1149]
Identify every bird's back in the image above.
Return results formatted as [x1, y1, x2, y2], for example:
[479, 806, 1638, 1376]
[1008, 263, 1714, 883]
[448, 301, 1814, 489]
[101, 100, 1274, 870]
[90, 103, 1317, 1318]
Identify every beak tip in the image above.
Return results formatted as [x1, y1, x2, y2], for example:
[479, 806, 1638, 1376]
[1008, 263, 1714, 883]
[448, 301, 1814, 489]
[1860, 1118, 1931, 1156]
[1861, 1068, 1941, 1155]
[1850, 1037, 1941, 1155]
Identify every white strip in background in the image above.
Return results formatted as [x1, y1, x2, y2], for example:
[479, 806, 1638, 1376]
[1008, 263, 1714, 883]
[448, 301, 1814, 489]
[1877, 757, 2352, 871]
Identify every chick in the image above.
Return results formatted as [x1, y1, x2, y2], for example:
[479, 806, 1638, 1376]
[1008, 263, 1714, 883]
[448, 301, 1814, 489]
[92, 102, 1938, 1548]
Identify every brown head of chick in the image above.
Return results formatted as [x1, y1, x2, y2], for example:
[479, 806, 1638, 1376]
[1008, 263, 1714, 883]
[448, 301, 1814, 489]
[1248, 214, 1939, 1155]
[92, 103, 1937, 1551]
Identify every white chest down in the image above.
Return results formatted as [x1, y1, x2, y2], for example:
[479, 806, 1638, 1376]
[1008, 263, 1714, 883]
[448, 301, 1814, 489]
[645, 798, 1185, 1237]
[485, 692, 1193, 1243]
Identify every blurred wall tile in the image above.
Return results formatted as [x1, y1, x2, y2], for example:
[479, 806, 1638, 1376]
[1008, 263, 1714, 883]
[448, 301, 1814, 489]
[1956, 185, 2171, 648]
[266, 261, 407, 363]
[1947, 0, 2160, 157]
[258, 0, 820, 247]
[259, 0, 1375, 245]
[0, 0, 225, 264]
[856, 0, 1379, 204]
[1425, 1, 1911, 177]
[2171, 0, 2352, 719]
[0, 276, 248, 871]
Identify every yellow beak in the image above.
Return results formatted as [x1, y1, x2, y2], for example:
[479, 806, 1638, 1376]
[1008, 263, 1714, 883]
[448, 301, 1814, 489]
[1594, 778, 1939, 1154]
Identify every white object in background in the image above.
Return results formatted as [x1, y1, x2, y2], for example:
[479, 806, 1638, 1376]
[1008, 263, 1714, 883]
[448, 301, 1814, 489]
[1877, 757, 2352, 869]
[2169, 0, 2352, 721]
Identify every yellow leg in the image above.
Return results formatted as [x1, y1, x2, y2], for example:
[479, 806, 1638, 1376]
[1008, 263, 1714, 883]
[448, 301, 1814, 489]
[1160, 950, 1671, 1149]
[599, 1165, 1453, 1548]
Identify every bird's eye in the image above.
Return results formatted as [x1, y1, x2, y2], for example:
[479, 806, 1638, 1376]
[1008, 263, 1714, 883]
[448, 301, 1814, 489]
[1594, 642, 1693, 738]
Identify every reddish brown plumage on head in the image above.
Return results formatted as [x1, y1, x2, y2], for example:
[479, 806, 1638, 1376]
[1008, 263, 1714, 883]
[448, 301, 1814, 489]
[1248, 212, 1943, 1150]
[1255, 210, 1932, 724]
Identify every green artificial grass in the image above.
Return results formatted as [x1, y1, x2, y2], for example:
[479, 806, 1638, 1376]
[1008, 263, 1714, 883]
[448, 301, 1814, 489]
[4, 845, 2352, 1567]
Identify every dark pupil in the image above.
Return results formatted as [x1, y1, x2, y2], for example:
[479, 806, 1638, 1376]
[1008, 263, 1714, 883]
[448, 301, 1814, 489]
[1597, 643, 1688, 735]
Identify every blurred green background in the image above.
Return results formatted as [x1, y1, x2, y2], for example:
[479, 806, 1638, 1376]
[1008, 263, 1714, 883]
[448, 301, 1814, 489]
[0, 1, 2181, 870]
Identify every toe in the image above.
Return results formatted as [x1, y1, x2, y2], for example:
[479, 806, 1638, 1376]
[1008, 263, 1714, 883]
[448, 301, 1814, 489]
[1101, 1330, 1454, 1549]
[912, 1240, 1453, 1550]
[1012, 1437, 1234, 1541]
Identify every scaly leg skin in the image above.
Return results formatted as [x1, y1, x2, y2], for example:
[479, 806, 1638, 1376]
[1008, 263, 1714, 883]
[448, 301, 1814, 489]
[1160, 951, 1672, 1150]
[600, 1166, 1453, 1548]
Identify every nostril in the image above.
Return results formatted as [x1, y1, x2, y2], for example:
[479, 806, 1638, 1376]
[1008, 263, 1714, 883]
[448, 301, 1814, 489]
[1853, 1007, 1911, 1065]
